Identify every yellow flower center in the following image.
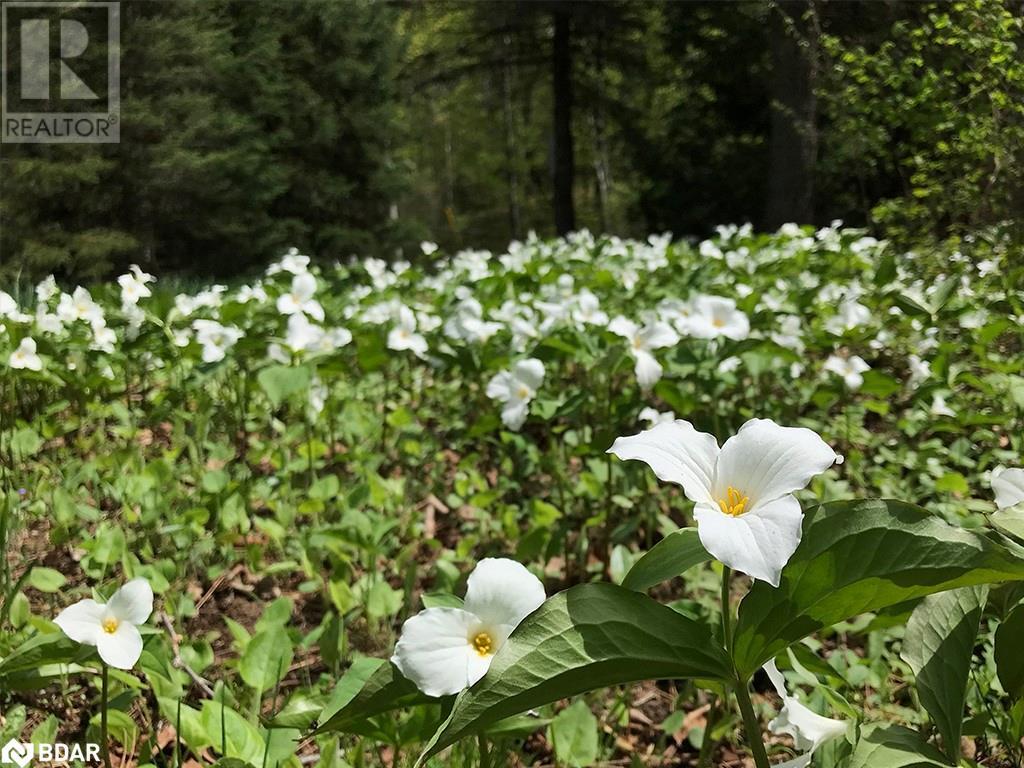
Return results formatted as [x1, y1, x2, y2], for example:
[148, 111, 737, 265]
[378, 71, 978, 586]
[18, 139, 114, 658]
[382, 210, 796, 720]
[712, 317, 725, 328]
[516, 385, 531, 399]
[717, 486, 749, 516]
[101, 616, 119, 634]
[471, 631, 494, 657]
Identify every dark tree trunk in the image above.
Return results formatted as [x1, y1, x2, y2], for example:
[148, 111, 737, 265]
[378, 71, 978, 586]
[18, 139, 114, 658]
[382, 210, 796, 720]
[502, 35, 522, 240]
[764, 0, 819, 228]
[552, 5, 575, 235]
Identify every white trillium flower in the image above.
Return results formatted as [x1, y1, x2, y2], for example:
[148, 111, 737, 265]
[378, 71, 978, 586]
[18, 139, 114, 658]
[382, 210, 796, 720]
[118, 272, 152, 305]
[907, 354, 930, 386]
[609, 418, 838, 586]
[823, 354, 870, 390]
[992, 467, 1024, 510]
[609, 316, 679, 390]
[9, 338, 43, 371]
[824, 298, 871, 335]
[192, 320, 243, 363]
[639, 407, 675, 427]
[387, 305, 429, 357]
[54, 578, 154, 670]
[930, 393, 955, 418]
[276, 272, 325, 321]
[685, 295, 750, 340]
[391, 558, 545, 697]
[486, 358, 545, 431]
[266, 248, 310, 275]
[763, 660, 847, 768]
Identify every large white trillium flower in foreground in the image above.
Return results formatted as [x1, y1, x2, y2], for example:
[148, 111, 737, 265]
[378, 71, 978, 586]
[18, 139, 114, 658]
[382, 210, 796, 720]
[609, 418, 838, 586]
[992, 466, 1024, 510]
[54, 578, 153, 669]
[392, 558, 545, 697]
[486, 358, 545, 430]
[763, 660, 847, 768]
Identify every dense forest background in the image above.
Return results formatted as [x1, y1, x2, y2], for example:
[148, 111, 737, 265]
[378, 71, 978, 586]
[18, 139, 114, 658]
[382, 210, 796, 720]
[1, 0, 1022, 280]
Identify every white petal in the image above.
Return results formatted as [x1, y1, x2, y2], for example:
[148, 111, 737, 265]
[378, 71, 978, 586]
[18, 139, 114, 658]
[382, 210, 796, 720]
[501, 400, 530, 430]
[391, 607, 477, 697]
[693, 495, 803, 586]
[513, 359, 545, 390]
[54, 599, 104, 646]
[486, 371, 513, 402]
[303, 300, 325, 322]
[96, 622, 144, 669]
[608, 315, 638, 340]
[639, 322, 679, 350]
[106, 578, 153, 625]
[764, 660, 847, 752]
[992, 467, 1024, 510]
[463, 558, 545, 628]
[291, 272, 317, 301]
[467, 650, 492, 687]
[634, 349, 663, 390]
[715, 419, 837, 508]
[276, 295, 299, 315]
[608, 420, 718, 506]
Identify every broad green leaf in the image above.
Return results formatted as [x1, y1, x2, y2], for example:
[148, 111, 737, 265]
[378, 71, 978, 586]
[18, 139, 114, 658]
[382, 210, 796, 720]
[157, 698, 210, 752]
[733, 500, 1024, 678]
[418, 583, 730, 762]
[0, 631, 88, 676]
[201, 701, 266, 767]
[900, 586, 986, 760]
[996, 603, 1024, 698]
[316, 659, 430, 734]
[257, 364, 311, 408]
[548, 700, 598, 768]
[621, 528, 711, 592]
[849, 723, 953, 768]
[239, 628, 293, 693]
[991, 507, 1024, 541]
[27, 567, 67, 593]
[267, 692, 325, 730]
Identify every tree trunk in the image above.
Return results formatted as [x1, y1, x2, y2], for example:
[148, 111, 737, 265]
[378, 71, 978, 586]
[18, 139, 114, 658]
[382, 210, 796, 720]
[552, 5, 575, 235]
[763, 0, 819, 228]
[502, 34, 522, 240]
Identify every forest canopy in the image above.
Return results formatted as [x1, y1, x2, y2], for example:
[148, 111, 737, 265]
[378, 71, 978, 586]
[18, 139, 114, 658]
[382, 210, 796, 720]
[1, 0, 1022, 280]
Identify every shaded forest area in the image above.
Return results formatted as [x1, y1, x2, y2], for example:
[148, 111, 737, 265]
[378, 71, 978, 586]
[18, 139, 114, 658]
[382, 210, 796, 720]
[1, 0, 1022, 280]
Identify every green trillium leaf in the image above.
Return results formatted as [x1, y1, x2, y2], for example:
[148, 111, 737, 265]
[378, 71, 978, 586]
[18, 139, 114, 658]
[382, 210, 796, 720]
[849, 723, 954, 768]
[315, 658, 432, 734]
[417, 582, 731, 763]
[733, 499, 1024, 678]
[900, 586, 987, 761]
[621, 527, 711, 592]
[995, 603, 1024, 699]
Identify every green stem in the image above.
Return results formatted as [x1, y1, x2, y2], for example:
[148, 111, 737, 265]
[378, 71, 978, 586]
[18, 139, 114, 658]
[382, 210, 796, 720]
[696, 695, 720, 768]
[720, 566, 732, 654]
[101, 663, 111, 768]
[733, 678, 770, 768]
[477, 733, 491, 768]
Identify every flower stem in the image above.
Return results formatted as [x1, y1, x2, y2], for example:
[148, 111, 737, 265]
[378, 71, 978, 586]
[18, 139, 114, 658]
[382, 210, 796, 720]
[477, 733, 491, 768]
[720, 566, 732, 654]
[733, 676, 770, 768]
[101, 662, 112, 768]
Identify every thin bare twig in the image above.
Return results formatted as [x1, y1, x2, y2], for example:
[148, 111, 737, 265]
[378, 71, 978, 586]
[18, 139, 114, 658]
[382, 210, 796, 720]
[159, 611, 215, 698]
